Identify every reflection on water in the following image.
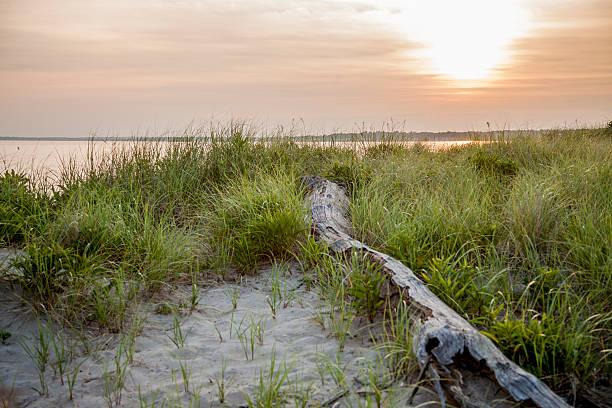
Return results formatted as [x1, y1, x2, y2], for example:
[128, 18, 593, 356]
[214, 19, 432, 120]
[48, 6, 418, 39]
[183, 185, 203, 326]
[0, 139, 477, 179]
[1, 140, 95, 177]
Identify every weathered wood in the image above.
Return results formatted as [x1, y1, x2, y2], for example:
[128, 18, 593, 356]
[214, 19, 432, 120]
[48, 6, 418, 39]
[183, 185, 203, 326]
[302, 175, 570, 408]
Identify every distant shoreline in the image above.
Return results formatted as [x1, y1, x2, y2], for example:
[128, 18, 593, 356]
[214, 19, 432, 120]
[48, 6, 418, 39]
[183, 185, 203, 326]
[0, 129, 546, 143]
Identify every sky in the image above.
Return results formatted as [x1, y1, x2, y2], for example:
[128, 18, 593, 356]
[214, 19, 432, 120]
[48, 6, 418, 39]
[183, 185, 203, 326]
[1, 0, 611, 137]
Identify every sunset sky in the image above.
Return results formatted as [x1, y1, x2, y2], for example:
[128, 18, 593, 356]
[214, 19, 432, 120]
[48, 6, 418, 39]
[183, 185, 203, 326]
[1, 0, 611, 137]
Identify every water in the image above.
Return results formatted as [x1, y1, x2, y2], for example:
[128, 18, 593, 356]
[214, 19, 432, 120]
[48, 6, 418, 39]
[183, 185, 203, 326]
[1, 140, 104, 177]
[0, 139, 475, 179]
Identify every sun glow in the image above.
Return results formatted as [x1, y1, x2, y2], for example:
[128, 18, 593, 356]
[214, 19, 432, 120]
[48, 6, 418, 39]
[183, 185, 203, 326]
[387, 1, 531, 82]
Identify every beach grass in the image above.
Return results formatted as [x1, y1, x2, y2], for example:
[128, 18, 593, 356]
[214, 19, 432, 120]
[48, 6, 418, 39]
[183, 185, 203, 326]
[1, 123, 610, 404]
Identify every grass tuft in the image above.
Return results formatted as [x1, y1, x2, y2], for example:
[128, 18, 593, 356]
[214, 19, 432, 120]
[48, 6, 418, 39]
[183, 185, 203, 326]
[205, 172, 307, 273]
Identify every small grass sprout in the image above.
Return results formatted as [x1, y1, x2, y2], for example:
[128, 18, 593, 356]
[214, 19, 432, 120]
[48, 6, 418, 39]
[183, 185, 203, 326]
[168, 314, 189, 349]
[244, 350, 290, 408]
[19, 321, 51, 395]
[214, 359, 233, 404]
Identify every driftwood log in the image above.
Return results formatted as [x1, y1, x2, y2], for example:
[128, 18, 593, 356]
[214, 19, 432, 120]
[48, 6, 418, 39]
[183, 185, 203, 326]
[302, 175, 569, 408]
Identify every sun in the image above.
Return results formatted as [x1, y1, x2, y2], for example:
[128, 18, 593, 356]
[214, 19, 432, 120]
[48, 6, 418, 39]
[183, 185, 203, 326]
[387, 1, 531, 82]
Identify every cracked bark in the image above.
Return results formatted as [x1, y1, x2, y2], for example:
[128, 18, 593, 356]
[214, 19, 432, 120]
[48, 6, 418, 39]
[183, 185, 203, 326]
[302, 175, 569, 408]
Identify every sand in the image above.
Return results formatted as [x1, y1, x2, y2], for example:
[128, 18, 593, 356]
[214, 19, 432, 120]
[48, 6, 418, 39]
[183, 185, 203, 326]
[0, 250, 439, 407]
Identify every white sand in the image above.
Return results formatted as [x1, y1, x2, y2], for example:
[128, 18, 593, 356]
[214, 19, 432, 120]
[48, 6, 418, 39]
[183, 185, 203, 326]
[1, 252, 439, 407]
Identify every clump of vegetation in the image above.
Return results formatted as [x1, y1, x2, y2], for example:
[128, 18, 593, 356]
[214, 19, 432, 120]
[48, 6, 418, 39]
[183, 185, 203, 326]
[325, 159, 371, 193]
[155, 302, 173, 315]
[382, 299, 418, 380]
[363, 142, 411, 159]
[0, 170, 49, 245]
[244, 350, 289, 408]
[349, 128, 611, 402]
[0, 123, 610, 405]
[205, 172, 307, 272]
[12, 243, 98, 305]
[420, 256, 488, 320]
[347, 252, 387, 323]
[470, 149, 518, 177]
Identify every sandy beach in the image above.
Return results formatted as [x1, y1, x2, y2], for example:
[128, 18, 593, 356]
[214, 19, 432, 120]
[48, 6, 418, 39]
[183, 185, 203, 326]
[0, 253, 438, 407]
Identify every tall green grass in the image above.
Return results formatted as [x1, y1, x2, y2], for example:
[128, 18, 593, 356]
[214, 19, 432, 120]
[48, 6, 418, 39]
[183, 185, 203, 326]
[0, 124, 609, 403]
[350, 129, 611, 401]
[0, 170, 51, 245]
[0, 125, 350, 328]
[204, 172, 307, 273]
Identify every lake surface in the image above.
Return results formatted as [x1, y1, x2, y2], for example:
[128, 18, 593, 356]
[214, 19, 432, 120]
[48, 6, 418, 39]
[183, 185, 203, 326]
[0, 139, 476, 179]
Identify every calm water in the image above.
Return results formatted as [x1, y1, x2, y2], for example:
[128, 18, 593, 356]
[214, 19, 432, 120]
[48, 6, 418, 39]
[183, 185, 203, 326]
[0, 140, 157, 178]
[1, 140, 95, 176]
[0, 139, 475, 179]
